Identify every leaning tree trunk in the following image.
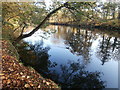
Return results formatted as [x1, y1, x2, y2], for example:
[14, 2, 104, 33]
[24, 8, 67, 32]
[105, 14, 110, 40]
[14, 2, 68, 44]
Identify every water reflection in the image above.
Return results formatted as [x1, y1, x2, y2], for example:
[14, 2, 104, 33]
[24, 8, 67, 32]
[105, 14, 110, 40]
[18, 42, 106, 88]
[20, 25, 119, 88]
[56, 60, 105, 88]
[64, 29, 93, 64]
[18, 41, 51, 74]
[97, 35, 120, 65]
[48, 25, 120, 64]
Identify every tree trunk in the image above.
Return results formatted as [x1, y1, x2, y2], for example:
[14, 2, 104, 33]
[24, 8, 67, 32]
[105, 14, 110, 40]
[118, 6, 120, 20]
[112, 9, 115, 19]
[14, 2, 68, 43]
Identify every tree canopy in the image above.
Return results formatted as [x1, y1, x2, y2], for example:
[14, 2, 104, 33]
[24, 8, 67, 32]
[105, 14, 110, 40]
[2, 2, 47, 40]
[2, 2, 120, 43]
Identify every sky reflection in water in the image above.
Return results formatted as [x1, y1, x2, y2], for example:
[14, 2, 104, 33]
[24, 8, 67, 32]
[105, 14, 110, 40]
[23, 25, 119, 88]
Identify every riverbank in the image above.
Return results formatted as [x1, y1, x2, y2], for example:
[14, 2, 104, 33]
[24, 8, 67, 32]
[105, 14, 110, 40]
[49, 21, 120, 32]
[1, 39, 60, 89]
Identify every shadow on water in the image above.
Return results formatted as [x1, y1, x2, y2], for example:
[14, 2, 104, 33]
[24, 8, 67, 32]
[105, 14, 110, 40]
[18, 41, 52, 75]
[51, 60, 106, 88]
[17, 25, 120, 88]
[17, 40, 106, 88]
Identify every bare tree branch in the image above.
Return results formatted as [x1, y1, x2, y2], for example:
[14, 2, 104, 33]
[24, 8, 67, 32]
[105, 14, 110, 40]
[13, 23, 23, 33]
[20, 22, 27, 36]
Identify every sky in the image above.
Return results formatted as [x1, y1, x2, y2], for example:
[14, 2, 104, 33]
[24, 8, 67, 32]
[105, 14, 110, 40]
[36, 0, 120, 10]
[44, 0, 53, 9]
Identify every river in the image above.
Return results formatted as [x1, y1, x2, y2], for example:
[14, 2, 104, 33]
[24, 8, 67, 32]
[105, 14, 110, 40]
[18, 25, 120, 88]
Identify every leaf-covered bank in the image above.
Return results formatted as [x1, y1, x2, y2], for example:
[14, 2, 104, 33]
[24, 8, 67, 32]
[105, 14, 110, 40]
[1, 39, 60, 89]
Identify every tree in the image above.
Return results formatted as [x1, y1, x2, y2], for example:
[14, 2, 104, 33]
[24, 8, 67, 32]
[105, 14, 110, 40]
[2, 2, 47, 41]
[3, 2, 120, 43]
[12, 2, 98, 43]
[118, 5, 120, 20]
[14, 2, 69, 43]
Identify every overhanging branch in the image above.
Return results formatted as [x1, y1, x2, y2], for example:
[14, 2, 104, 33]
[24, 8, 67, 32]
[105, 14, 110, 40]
[15, 2, 68, 42]
[18, 2, 67, 39]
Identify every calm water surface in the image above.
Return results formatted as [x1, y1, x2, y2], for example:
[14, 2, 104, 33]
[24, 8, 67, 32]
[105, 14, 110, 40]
[20, 25, 119, 88]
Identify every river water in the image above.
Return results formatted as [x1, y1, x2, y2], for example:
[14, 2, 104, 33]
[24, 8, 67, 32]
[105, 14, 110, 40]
[19, 25, 120, 88]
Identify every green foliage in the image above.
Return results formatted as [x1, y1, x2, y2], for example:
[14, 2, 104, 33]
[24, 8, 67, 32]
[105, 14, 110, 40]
[50, 2, 120, 28]
[2, 2, 47, 40]
[2, 2, 120, 41]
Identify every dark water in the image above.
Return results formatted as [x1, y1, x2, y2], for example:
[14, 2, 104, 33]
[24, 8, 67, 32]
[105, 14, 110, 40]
[19, 25, 120, 88]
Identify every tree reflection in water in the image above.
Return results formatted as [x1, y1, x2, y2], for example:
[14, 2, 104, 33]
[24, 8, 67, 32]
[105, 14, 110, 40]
[18, 41, 106, 88]
[97, 34, 120, 65]
[18, 41, 56, 74]
[53, 25, 120, 65]
[63, 28, 94, 64]
[50, 60, 106, 88]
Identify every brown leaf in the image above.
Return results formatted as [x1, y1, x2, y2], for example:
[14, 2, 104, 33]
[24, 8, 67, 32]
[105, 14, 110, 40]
[24, 84, 30, 88]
